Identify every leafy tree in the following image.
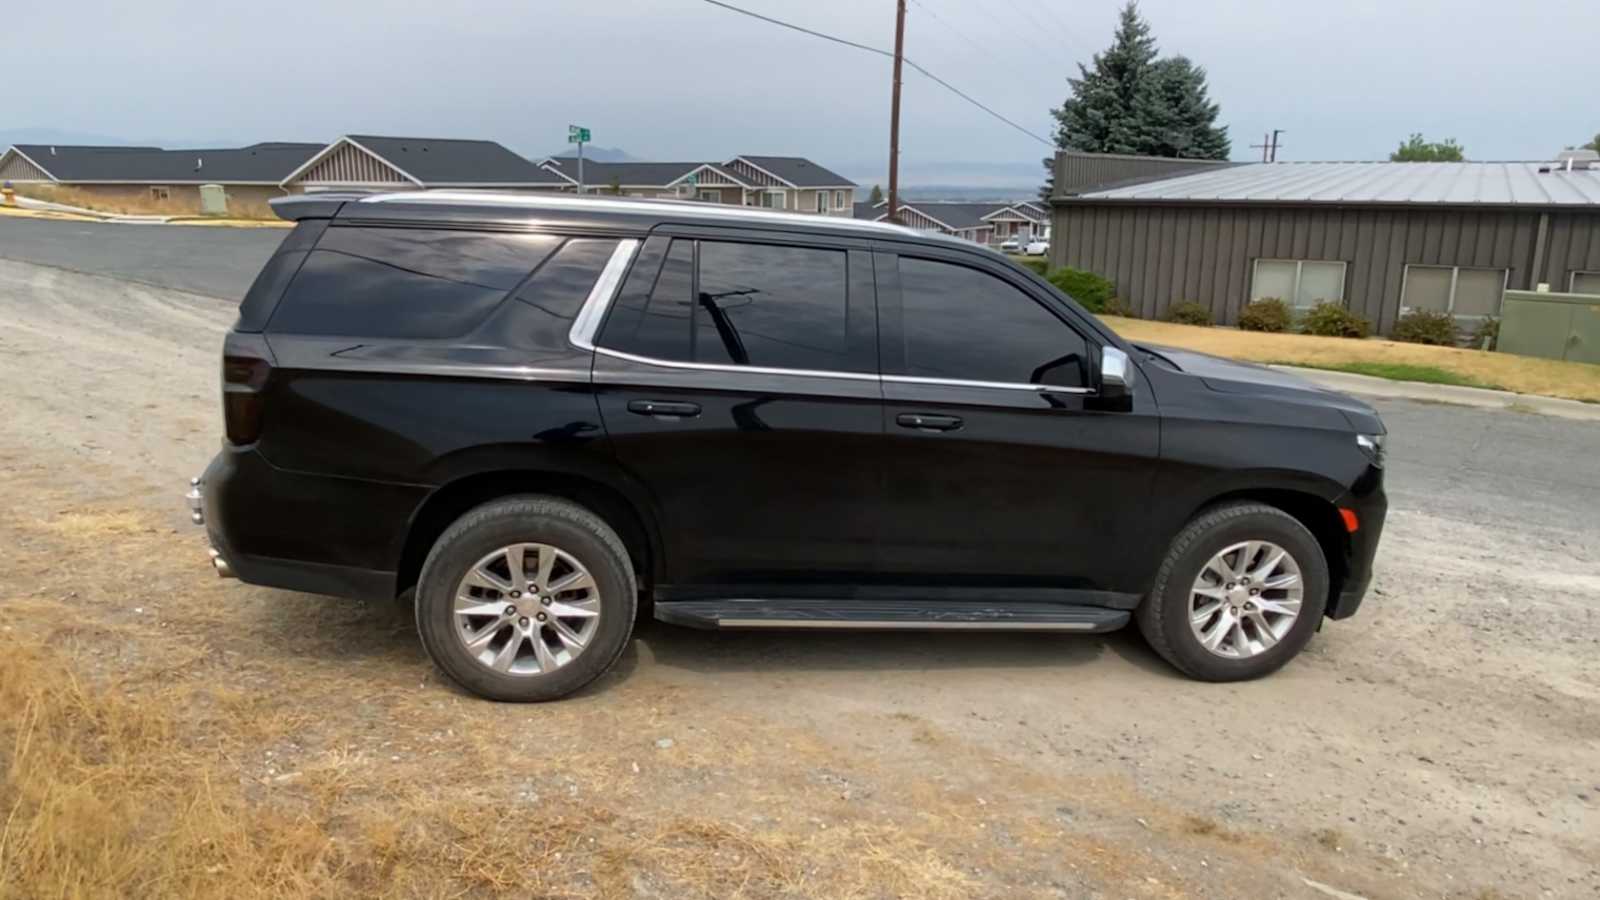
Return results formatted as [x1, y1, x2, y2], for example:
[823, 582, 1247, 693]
[607, 176, 623, 195]
[1390, 134, 1464, 162]
[1041, 2, 1228, 198]
[868, 183, 884, 205]
[1585, 133, 1600, 152]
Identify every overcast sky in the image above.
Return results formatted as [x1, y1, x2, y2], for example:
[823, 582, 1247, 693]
[9, 0, 1597, 180]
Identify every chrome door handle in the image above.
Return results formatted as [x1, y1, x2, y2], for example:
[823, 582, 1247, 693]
[628, 399, 701, 418]
[896, 413, 962, 432]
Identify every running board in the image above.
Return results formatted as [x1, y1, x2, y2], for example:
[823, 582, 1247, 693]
[654, 599, 1130, 632]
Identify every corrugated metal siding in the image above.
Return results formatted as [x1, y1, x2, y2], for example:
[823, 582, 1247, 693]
[0, 151, 53, 182]
[1052, 152, 1232, 198]
[1049, 203, 1600, 332]
[294, 142, 412, 186]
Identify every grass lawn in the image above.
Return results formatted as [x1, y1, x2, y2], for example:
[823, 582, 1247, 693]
[1103, 316, 1600, 403]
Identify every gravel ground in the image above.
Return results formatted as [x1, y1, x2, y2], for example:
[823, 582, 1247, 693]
[1, 237, 1597, 898]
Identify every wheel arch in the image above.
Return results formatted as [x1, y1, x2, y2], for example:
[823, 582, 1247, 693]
[1190, 488, 1351, 616]
[396, 469, 661, 599]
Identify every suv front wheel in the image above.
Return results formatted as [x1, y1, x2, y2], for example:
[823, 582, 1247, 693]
[415, 496, 637, 702]
[1136, 502, 1329, 681]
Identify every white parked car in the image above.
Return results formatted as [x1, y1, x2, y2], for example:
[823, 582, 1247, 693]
[1024, 238, 1050, 256]
[998, 236, 1024, 253]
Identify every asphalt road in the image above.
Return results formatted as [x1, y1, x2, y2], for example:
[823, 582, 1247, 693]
[0, 215, 286, 298]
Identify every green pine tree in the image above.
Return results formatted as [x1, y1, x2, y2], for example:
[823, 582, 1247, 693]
[1041, 2, 1228, 200]
[868, 183, 884, 205]
[1134, 57, 1230, 159]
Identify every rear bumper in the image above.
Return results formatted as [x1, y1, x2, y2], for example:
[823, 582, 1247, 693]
[1326, 469, 1386, 620]
[196, 446, 425, 601]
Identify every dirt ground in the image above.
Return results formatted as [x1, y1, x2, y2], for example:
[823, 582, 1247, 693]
[1, 255, 1597, 899]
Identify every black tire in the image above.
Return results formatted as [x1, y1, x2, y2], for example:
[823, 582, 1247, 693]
[415, 495, 636, 702]
[1136, 502, 1328, 682]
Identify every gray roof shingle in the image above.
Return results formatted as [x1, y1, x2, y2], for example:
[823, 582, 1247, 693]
[343, 135, 566, 186]
[10, 142, 322, 183]
[542, 159, 751, 188]
[733, 155, 855, 187]
[1072, 161, 1600, 208]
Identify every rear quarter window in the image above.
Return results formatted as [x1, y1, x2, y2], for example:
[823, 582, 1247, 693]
[265, 227, 561, 339]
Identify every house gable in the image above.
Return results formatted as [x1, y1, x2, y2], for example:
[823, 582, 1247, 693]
[282, 138, 421, 189]
[0, 147, 56, 182]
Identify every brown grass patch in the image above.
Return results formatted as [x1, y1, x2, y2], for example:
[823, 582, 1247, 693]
[37, 509, 151, 539]
[1107, 316, 1600, 403]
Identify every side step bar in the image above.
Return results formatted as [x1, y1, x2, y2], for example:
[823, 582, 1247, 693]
[655, 599, 1129, 632]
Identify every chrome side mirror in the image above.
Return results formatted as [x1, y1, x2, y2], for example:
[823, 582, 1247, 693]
[1097, 346, 1134, 411]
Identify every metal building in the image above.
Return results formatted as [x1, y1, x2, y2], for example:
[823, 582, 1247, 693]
[1048, 152, 1600, 333]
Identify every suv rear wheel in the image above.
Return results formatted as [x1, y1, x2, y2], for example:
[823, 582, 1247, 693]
[415, 496, 636, 701]
[1136, 502, 1328, 681]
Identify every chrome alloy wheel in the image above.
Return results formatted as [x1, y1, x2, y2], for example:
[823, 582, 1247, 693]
[452, 543, 601, 676]
[1188, 541, 1303, 659]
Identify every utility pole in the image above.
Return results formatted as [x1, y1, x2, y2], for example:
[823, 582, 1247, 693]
[1250, 130, 1286, 163]
[887, 0, 906, 222]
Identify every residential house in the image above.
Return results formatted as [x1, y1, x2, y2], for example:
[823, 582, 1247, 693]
[854, 199, 1050, 244]
[0, 141, 322, 216]
[542, 154, 856, 216]
[280, 135, 567, 192]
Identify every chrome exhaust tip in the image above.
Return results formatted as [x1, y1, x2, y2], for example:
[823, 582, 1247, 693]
[186, 477, 204, 526]
[208, 547, 236, 579]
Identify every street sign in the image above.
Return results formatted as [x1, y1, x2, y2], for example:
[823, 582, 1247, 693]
[685, 173, 698, 187]
[568, 125, 591, 144]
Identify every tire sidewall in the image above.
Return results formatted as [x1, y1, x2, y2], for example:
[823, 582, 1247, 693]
[1155, 510, 1328, 681]
[416, 501, 634, 702]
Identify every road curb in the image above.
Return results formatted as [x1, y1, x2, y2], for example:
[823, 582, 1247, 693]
[1272, 365, 1600, 422]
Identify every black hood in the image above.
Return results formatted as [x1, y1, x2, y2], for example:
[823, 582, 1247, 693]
[1135, 343, 1384, 434]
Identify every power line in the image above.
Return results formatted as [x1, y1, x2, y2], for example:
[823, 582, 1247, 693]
[699, 0, 1052, 147]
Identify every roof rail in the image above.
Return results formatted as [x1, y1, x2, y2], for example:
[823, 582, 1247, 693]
[269, 191, 380, 221]
[358, 190, 918, 236]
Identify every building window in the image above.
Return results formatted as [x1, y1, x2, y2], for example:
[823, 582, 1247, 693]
[816, 191, 829, 213]
[1401, 265, 1507, 319]
[150, 186, 171, 201]
[1251, 259, 1346, 309]
[1571, 271, 1600, 296]
[759, 190, 786, 209]
[696, 189, 722, 203]
[834, 190, 846, 210]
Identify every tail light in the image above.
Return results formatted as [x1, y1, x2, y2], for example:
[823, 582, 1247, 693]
[222, 332, 275, 445]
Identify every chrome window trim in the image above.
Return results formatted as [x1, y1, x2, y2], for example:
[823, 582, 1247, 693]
[884, 374, 1092, 394]
[593, 345, 1092, 394]
[593, 346, 880, 383]
[568, 238, 640, 351]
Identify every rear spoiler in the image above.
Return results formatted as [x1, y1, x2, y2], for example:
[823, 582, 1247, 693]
[269, 192, 380, 222]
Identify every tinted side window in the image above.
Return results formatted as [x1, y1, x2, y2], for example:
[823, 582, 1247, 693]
[897, 257, 1088, 387]
[600, 238, 693, 360]
[508, 238, 620, 349]
[267, 227, 560, 339]
[694, 241, 855, 371]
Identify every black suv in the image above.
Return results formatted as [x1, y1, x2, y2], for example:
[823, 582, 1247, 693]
[191, 192, 1386, 701]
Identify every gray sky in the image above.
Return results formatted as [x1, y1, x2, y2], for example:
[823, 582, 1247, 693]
[9, 0, 1598, 181]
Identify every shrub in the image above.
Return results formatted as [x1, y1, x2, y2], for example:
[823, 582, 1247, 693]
[1299, 302, 1371, 339]
[1471, 317, 1500, 351]
[1165, 301, 1214, 326]
[1391, 308, 1458, 345]
[1238, 297, 1291, 332]
[1046, 266, 1115, 313]
[1014, 256, 1048, 276]
[1102, 297, 1138, 318]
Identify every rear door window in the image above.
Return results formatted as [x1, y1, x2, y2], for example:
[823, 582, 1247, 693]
[895, 256, 1089, 388]
[597, 238, 863, 373]
[266, 227, 560, 339]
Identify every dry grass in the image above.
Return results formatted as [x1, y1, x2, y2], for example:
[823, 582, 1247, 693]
[1106, 316, 1600, 403]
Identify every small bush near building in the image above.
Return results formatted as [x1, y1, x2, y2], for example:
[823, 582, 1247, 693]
[1300, 302, 1371, 339]
[1102, 297, 1138, 318]
[1238, 298, 1291, 333]
[1471, 317, 1500, 351]
[1391, 308, 1458, 345]
[1047, 267, 1116, 313]
[1014, 256, 1048, 276]
[1165, 301, 1214, 326]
